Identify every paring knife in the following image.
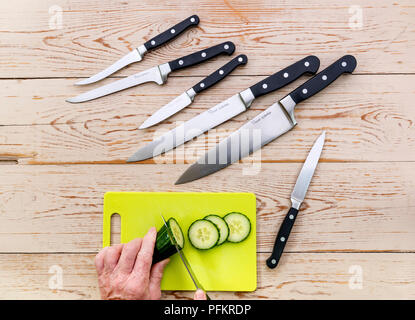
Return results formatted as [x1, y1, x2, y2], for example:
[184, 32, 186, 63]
[139, 54, 248, 129]
[67, 41, 235, 103]
[175, 55, 357, 185]
[75, 15, 200, 85]
[266, 131, 325, 269]
[160, 213, 211, 300]
[127, 55, 320, 162]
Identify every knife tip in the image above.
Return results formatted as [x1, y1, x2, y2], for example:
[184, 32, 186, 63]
[74, 79, 92, 86]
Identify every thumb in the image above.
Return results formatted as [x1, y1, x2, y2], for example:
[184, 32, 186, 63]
[149, 258, 170, 295]
[194, 289, 207, 300]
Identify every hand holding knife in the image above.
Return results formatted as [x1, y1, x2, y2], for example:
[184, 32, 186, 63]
[67, 41, 235, 103]
[75, 15, 200, 85]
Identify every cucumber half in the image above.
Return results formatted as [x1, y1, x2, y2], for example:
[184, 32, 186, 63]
[152, 217, 184, 264]
[188, 219, 220, 250]
[204, 214, 229, 245]
[224, 212, 251, 243]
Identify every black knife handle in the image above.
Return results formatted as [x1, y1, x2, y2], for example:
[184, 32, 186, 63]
[266, 207, 299, 269]
[288, 55, 357, 104]
[168, 41, 235, 72]
[144, 15, 200, 51]
[192, 54, 247, 94]
[249, 56, 320, 99]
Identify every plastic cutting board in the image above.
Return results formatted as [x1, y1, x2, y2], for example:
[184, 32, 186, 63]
[103, 192, 257, 291]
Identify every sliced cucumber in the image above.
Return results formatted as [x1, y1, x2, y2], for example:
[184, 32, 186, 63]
[204, 214, 229, 245]
[188, 219, 220, 250]
[152, 217, 184, 264]
[224, 212, 251, 243]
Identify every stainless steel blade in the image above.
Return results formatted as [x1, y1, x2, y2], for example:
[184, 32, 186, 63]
[67, 66, 164, 103]
[75, 49, 143, 85]
[291, 131, 325, 209]
[139, 91, 193, 129]
[159, 214, 207, 293]
[175, 101, 294, 184]
[128, 93, 249, 162]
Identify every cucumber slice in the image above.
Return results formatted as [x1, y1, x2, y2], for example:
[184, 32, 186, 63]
[188, 219, 220, 250]
[224, 212, 251, 243]
[152, 217, 184, 264]
[204, 214, 229, 245]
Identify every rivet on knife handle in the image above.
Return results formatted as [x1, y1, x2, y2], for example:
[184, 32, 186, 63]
[266, 207, 299, 269]
[249, 55, 320, 99]
[168, 41, 235, 72]
[288, 55, 357, 105]
[192, 54, 248, 94]
[144, 15, 200, 51]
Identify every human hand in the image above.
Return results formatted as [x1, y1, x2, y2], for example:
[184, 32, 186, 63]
[95, 227, 169, 300]
[194, 289, 207, 300]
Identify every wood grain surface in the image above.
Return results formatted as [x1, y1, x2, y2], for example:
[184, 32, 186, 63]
[0, 0, 414, 300]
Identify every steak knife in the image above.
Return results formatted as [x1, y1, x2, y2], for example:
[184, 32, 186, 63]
[175, 55, 356, 185]
[67, 41, 235, 103]
[160, 213, 211, 300]
[266, 131, 325, 269]
[127, 55, 320, 162]
[139, 54, 248, 129]
[75, 15, 200, 85]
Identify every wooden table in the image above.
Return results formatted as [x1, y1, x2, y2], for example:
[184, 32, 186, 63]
[1, 0, 414, 299]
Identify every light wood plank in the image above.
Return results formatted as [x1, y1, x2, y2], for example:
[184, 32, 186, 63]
[0, 253, 413, 299]
[0, 163, 414, 253]
[1, 75, 415, 163]
[0, 0, 414, 78]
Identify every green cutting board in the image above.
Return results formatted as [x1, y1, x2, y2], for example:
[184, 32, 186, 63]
[103, 192, 257, 291]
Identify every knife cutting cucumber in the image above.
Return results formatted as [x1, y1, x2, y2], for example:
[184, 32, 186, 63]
[204, 214, 229, 245]
[153, 217, 184, 264]
[224, 212, 251, 243]
[188, 219, 220, 250]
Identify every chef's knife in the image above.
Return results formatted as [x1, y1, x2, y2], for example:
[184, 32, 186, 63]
[160, 214, 211, 300]
[266, 131, 325, 269]
[175, 55, 356, 185]
[127, 55, 320, 162]
[75, 15, 200, 85]
[67, 41, 235, 103]
[139, 54, 248, 129]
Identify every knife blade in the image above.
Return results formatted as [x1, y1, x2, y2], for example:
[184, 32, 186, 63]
[67, 41, 235, 103]
[159, 213, 211, 299]
[127, 55, 320, 162]
[75, 15, 200, 85]
[175, 55, 357, 184]
[266, 131, 325, 269]
[139, 54, 248, 129]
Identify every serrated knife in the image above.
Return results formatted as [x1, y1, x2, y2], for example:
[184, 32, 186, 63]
[139, 54, 248, 129]
[160, 213, 211, 300]
[266, 131, 325, 269]
[67, 41, 235, 103]
[175, 55, 357, 185]
[75, 15, 200, 85]
[127, 55, 320, 162]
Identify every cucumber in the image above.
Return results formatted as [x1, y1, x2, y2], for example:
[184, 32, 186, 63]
[152, 217, 184, 264]
[204, 214, 229, 246]
[224, 212, 251, 243]
[188, 219, 220, 250]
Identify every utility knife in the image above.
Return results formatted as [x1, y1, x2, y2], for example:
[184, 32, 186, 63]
[75, 15, 200, 85]
[127, 55, 320, 162]
[139, 54, 248, 129]
[266, 131, 325, 269]
[175, 55, 357, 185]
[160, 213, 211, 300]
[67, 41, 235, 103]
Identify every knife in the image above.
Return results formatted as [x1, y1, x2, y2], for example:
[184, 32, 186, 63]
[66, 41, 235, 103]
[159, 213, 211, 300]
[75, 15, 200, 85]
[266, 131, 325, 269]
[127, 55, 320, 162]
[139, 54, 248, 129]
[175, 55, 357, 185]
